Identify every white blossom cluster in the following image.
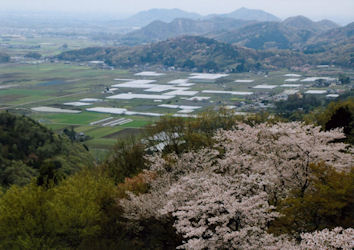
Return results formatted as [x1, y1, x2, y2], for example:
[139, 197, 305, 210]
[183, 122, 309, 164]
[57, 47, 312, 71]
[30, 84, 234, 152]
[119, 122, 353, 249]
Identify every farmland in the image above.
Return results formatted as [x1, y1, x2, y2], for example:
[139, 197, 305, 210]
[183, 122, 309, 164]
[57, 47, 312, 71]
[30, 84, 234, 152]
[0, 61, 353, 158]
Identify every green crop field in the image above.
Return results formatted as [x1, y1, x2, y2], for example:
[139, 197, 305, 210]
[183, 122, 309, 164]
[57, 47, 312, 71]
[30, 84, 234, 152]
[1, 60, 353, 158]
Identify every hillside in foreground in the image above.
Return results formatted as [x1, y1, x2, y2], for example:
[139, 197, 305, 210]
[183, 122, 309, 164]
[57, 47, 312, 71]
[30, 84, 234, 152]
[0, 99, 353, 248]
[0, 112, 94, 188]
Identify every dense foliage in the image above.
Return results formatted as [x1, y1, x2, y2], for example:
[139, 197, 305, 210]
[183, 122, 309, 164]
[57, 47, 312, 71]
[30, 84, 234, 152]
[275, 93, 329, 120]
[0, 112, 94, 187]
[0, 110, 353, 249]
[0, 170, 116, 249]
[308, 98, 354, 144]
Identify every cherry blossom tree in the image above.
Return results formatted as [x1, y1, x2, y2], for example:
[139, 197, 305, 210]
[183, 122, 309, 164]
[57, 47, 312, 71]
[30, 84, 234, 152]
[119, 122, 353, 249]
[214, 122, 353, 202]
[300, 227, 354, 250]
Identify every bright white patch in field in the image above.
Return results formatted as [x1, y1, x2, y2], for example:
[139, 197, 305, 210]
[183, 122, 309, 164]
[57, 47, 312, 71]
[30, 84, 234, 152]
[31, 107, 81, 113]
[202, 90, 253, 96]
[281, 84, 302, 88]
[284, 74, 301, 77]
[283, 90, 299, 95]
[135, 71, 165, 76]
[189, 73, 229, 80]
[158, 104, 173, 109]
[187, 96, 210, 101]
[80, 98, 103, 102]
[89, 60, 104, 64]
[64, 102, 93, 106]
[102, 118, 133, 127]
[176, 83, 195, 87]
[111, 80, 156, 88]
[107, 93, 175, 100]
[158, 104, 179, 109]
[285, 78, 299, 82]
[101, 118, 125, 127]
[235, 80, 254, 83]
[125, 111, 163, 117]
[90, 117, 114, 125]
[0, 84, 18, 89]
[253, 85, 277, 89]
[163, 90, 198, 96]
[87, 107, 163, 117]
[110, 88, 118, 91]
[154, 100, 163, 102]
[168, 79, 189, 84]
[301, 77, 336, 82]
[158, 104, 201, 110]
[179, 105, 201, 110]
[225, 105, 236, 109]
[87, 107, 127, 114]
[173, 114, 197, 118]
[144, 86, 179, 92]
[326, 94, 339, 98]
[177, 109, 195, 114]
[305, 90, 327, 94]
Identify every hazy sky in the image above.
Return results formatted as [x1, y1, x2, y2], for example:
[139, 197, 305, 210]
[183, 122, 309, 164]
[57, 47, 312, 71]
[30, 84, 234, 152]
[2, 0, 354, 23]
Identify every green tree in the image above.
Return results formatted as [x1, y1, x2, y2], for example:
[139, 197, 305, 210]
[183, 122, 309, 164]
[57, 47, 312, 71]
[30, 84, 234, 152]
[309, 98, 354, 144]
[0, 170, 116, 249]
[270, 163, 354, 236]
[103, 136, 147, 184]
[0, 113, 94, 188]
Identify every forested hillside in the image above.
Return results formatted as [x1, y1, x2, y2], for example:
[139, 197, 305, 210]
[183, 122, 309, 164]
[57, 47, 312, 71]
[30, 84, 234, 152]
[0, 112, 94, 188]
[56, 19, 354, 71]
[57, 36, 310, 72]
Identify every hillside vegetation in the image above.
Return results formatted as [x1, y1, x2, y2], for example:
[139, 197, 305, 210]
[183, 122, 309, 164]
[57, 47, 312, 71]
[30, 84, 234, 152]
[57, 36, 310, 72]
[0, 100, 353, 249]
[0, 112, 94, 188]
[56, 18, 354, 70]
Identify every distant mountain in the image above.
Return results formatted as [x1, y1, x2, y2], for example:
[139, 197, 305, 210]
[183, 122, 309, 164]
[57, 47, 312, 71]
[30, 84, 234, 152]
[316, 19, 340, 31]
[109, 7, 279, 31]
[111, 8, 201, 28]
[57, 36, 310, 72]
[283, 16, 339, 32]
[303, 22, 354, 66]
[218, 7, 280, 22]
[214, 16, 341, 50]
[283, 16, 319, 31]
[214, 22, 300, 49]
[120, 17, 254, 45]
[310, 22, 354, 44]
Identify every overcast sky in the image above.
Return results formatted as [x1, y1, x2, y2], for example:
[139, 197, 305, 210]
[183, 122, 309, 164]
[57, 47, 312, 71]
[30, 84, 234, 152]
[2, 0, 354, 23]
